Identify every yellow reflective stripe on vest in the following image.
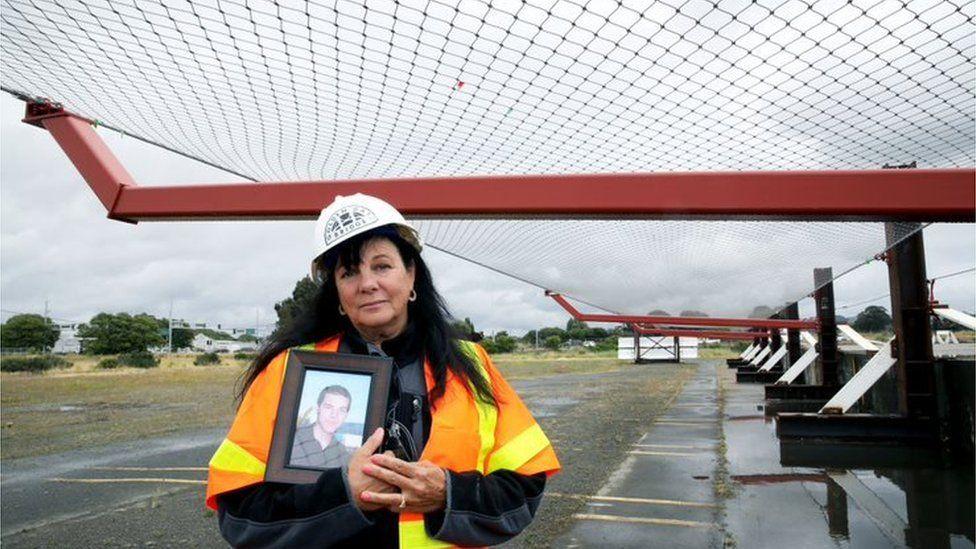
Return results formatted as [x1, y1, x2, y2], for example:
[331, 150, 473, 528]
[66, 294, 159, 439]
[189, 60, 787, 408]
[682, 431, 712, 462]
[458, 340, 498, 473]
[487, 423, 549, 473]
[399, 520, 453, 548]
[209, 438, 266, 477]
[297, 343, 316, 351]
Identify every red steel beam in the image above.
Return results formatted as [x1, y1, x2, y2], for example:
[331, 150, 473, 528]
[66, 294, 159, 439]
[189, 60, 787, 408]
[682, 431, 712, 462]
[629, 323, 765, 341]
[24, 102, 135, 221]
[23, 106, 976, 223]
[548, 291, 817, 330]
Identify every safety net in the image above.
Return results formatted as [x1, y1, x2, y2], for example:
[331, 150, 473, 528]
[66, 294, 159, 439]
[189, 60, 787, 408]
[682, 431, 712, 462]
[2, 0, 973, 317]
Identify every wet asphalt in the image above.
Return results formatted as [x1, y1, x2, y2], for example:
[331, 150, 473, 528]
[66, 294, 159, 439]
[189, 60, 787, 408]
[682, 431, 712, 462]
[555, 360, 723, 548]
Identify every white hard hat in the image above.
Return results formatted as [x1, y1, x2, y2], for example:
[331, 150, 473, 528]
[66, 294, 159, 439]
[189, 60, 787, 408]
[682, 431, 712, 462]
[311, 193, 422, 282]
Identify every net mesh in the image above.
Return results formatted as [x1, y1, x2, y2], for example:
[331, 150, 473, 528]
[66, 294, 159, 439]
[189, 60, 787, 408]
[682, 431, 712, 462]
[415, 219, 925, 317]
[3, 0, 973, 180]
[1, 0, 972, 317]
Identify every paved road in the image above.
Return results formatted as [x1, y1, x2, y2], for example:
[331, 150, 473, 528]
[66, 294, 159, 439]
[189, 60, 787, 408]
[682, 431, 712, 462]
[556, 361, 724, 548]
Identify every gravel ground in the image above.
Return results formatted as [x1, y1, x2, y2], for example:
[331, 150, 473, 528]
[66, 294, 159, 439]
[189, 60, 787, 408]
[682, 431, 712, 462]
[3, 362, 694, 548]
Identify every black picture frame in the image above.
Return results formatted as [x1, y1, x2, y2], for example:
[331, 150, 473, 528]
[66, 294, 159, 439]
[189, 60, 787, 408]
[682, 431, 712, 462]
[266, 349, 393, 484]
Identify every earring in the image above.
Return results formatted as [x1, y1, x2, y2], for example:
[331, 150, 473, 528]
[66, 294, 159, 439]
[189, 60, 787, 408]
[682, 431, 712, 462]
[409, 289, 417, 302]
[338, 305, 346, 316]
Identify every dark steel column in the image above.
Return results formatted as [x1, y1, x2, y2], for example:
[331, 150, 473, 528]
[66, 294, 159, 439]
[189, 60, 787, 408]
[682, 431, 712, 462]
[885, 223, 936, 419]
[634, 331, 640, 364]
[903, 469, 950, 548]
[826, 477, 850, 538]
[815, 268, 840, 386]
[783, 302, 802, 364]
[769, 314, 782, 351]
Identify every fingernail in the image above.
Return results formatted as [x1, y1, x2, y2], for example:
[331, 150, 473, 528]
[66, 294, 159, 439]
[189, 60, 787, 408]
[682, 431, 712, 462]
[362, 465, 372, 474]
[361, 492, 370, 501]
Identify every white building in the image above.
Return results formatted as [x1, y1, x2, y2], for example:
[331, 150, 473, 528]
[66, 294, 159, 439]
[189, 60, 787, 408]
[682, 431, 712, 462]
[53, 323, 82, 354]
[191, 333, 259, 353]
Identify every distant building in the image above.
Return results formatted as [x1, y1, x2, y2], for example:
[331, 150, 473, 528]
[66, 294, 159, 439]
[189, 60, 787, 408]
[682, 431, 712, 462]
[53, 323, 82, 354]
[191, 333, 259, 353]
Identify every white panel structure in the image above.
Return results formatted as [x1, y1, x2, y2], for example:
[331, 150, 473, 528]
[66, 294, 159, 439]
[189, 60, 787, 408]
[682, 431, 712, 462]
[616, 337, 699, 361]
[749, 346, 772, 366]
[820, 341, 896, 414]
[758, 346, 789, 372]
[838, 325, 878, 352]
[933, 308, 976, 331]
[775, 347, 819, 385]
[800, 331, 818, 347]
[738, 344, 756, 359]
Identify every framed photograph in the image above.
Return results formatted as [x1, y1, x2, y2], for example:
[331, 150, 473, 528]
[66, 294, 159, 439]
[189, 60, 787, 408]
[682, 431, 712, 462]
[266, 349, 393, 484]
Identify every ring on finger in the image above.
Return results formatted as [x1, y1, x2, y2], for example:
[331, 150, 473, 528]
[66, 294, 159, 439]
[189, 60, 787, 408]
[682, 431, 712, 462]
[399, 494, 407, 509]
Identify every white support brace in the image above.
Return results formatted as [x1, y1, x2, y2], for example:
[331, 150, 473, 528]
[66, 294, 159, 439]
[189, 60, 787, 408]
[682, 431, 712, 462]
[800, 331, 818, 347]
[742, 344, 762, 361]
[774, 347, 819, 384]
[838, 324, 878, 351]
[819, 341, 896, 414]
[749, 345, 772, 365]
[933, 307, 976, 330]
[738, 343, 756, 359]
[758, 345, 788, 372]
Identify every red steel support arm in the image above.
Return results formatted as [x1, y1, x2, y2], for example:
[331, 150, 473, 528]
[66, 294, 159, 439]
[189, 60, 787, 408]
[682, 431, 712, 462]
[23, 105, 976, 223]
[629, 323, 766, 341]
[24, 102, 135, 222]
[547, 291, 817, 330]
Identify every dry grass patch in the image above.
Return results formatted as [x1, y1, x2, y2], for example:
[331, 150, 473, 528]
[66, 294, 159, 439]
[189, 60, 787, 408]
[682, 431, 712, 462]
[1, 364, 244, 460]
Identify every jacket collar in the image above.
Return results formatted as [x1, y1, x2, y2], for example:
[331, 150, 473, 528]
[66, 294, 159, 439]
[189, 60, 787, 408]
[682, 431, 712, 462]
[342, 320, 421, 365]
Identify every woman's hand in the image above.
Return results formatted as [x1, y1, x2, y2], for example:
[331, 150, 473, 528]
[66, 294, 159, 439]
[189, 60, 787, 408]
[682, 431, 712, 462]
[347, 428, 399, 512]
[360, 454, 447, 514]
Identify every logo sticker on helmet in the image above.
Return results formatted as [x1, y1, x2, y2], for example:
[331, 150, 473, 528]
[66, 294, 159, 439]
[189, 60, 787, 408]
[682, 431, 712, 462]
[324, 205, 378, 246]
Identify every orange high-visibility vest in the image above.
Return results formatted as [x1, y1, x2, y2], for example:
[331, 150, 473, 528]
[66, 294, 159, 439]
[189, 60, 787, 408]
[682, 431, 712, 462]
[206, 335, 560, 548]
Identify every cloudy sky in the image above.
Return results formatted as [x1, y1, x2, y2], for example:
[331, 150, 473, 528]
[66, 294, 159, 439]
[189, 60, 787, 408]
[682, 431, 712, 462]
[1, 0, 973, 335]
[1, 93, 973, 336]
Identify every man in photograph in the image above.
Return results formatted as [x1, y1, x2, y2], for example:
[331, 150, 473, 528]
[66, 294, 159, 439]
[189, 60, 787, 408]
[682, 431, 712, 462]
[291, 385, 354, 469]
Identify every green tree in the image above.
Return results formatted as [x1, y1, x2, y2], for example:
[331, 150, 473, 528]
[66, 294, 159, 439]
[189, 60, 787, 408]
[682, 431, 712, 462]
[647, 309, 670, 316]
[543, 335, 562, 350]
[482, 333, 517, 354]
[0, 314, 60, 352]
[274, 276, 319, 335]
[852, 305, 892, 333]
[565, 318, 590, 341]
[749, 305, 775, 319]
[679, 310, 708, 317]
[451, 317, 476, 337]
[77, 313, 166, 354]
[538, 326, 566, 342]
[171, 328, 194, 350]
[585, 327, 608, 339]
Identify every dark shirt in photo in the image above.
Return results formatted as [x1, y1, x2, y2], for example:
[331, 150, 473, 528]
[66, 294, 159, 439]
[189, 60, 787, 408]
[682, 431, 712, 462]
[290, 424, 353, 469]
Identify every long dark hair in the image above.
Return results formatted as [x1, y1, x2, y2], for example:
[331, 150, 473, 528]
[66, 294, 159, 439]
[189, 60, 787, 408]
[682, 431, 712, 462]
[237, 227, 495, 408]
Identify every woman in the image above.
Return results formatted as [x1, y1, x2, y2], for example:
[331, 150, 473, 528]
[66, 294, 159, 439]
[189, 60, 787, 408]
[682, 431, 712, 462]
[206, 194, 560, 548]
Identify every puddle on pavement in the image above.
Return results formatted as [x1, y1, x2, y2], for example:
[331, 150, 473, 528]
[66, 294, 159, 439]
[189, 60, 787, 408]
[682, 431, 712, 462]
[723, 371, 974, 548]
[529, 396, 579, 418]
